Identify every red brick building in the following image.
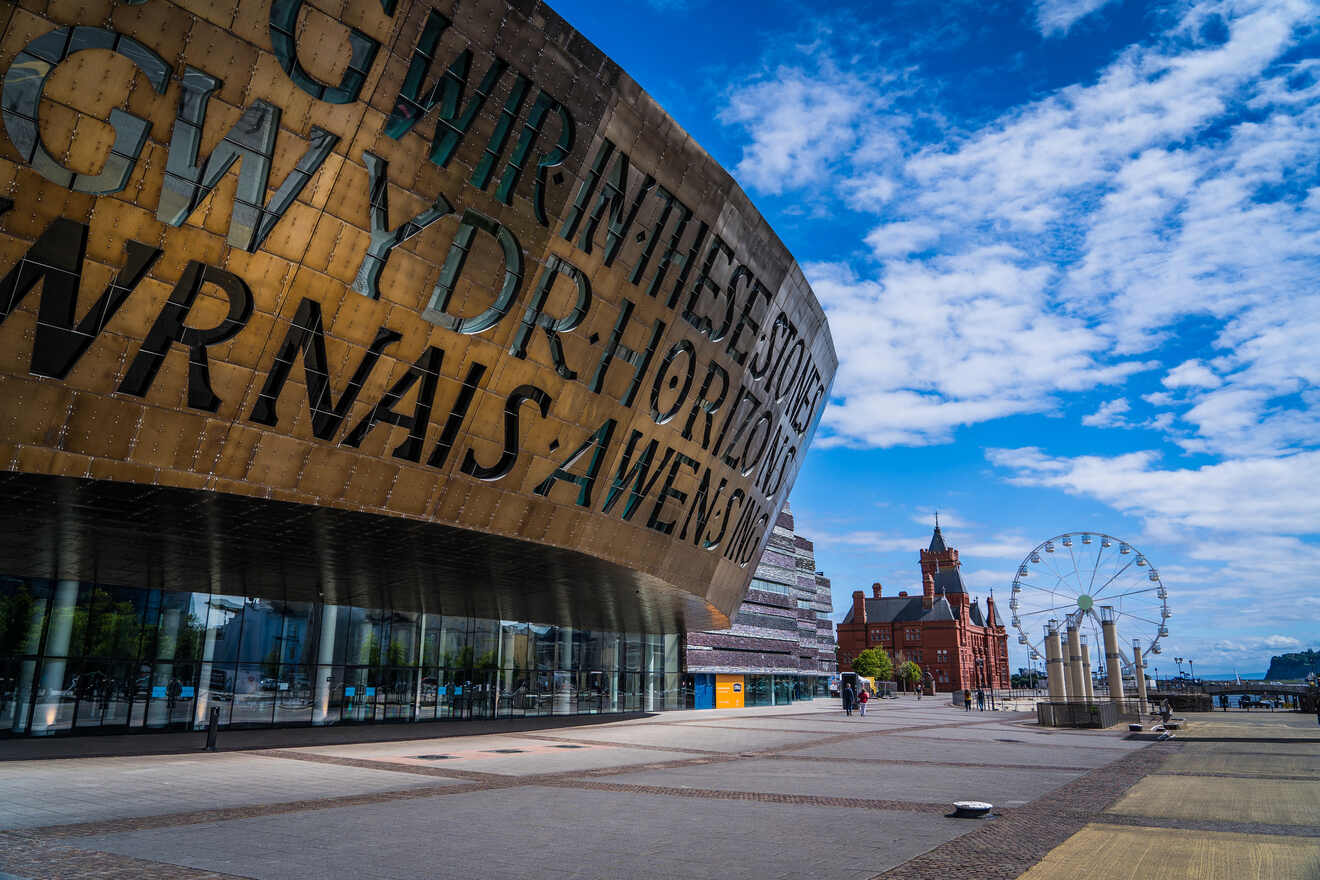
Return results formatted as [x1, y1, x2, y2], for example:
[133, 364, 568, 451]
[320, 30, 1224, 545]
[836, 523, 1010, 692]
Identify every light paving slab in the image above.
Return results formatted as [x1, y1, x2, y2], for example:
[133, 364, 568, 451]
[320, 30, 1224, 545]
[1107, 775, 1320, 827]
[790, 735, 1128, 769]
[76, 786, 975, 880]
[536, 724, 822, 752]
[290, 738, 708, 776]
[1016, 823, 1320, 880]
[902, 724, 1142, 750]
[588, 756, 1079, 806]
[0, 753, 454, 830]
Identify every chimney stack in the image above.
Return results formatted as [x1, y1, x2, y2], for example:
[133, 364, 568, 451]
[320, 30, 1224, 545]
[923, 571, 935, 609]
[852, 590, 867, 624]
[872, 582, 882, 598]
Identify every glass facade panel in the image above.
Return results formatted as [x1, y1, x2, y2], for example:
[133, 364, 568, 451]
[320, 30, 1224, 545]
[0, 576, 680, 737]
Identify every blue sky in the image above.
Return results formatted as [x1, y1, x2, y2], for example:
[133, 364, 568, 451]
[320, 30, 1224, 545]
[549, 0, 1320, 676]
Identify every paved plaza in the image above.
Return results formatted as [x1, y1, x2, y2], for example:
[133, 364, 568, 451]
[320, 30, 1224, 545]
[0, 698, 1315, 879]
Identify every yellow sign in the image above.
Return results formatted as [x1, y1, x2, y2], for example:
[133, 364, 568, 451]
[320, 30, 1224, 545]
[715, 674, 745, 709]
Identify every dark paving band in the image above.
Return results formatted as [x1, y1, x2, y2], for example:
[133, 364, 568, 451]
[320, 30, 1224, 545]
[1091, 814, 1320, 838]
[1152, 769, 1319, 782]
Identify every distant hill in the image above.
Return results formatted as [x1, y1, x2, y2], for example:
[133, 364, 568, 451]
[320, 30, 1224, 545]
[1264, 649, 1319, 681]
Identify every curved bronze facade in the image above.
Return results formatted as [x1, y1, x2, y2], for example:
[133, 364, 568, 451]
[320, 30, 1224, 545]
[0, 0, 836, 634]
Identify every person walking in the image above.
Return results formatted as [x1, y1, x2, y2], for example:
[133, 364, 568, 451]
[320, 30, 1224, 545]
[858, 686, 870, 717]
[842, 683, 855, 717]
[916, 682, 923, 701]
[976, 688, 985, 711]
[963, 688, 972, 711]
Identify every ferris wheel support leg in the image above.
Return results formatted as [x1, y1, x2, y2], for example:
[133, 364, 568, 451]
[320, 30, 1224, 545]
[1101, 617, 1125, 706]
[1066, 624, 1085, 704]
[1081, 643, 1095, 702]
[1045, 628, 1067, 702]
[1133, 646, 1149, 715]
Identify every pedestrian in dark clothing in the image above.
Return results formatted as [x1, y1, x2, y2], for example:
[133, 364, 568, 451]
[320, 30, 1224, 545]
[976, 688, 985, 711]
[842, 684, 855, 717]
[963, 688, 972, 711]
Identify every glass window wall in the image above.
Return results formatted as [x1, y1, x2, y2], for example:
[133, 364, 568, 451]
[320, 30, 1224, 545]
[0, 577, 680, 737]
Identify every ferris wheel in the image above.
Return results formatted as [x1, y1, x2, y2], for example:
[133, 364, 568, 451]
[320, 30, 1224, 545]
[1008, 532, 1169, 673]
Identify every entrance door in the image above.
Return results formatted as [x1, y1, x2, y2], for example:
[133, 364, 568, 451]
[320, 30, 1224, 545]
[693, 674, 714, 709]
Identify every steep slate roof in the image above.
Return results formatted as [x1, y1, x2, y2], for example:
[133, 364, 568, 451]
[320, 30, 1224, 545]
[932, 567, 966, 595]
[968, 600, 985, 627]
[842, 595, 956, 625]
[929, 525, 947, 553]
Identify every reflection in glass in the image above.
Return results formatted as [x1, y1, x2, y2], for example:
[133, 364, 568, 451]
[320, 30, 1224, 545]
[0, 576, 694, 737]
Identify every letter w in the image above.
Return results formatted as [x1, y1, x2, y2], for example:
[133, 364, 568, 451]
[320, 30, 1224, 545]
[382, 10, 507, 169]
[0, 206, 161, 380]
[249, 298, 401, 440]
[600, 430, 673, 521]
[156, 68, 339, 252]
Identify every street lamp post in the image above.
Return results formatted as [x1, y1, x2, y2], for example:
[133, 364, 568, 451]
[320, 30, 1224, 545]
[1188, 659, 1195, 683]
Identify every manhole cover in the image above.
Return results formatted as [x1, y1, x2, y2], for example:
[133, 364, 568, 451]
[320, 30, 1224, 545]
[484, 748, 525, 754]
[414, 754, 456, 760]
[951, 800, 994, 819]
[552, 744, 586, 749]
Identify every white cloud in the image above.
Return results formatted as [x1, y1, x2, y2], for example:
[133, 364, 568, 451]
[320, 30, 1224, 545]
[718, 65, 894, 196]
[1143, 391, 1176, 407]
[863, 222, 940, 259]
[721, 0, 1320, 457]
[987, 446, 1320, 536]
[1034, 0, 1119, 36]
[841, 173, 897, 213]
[1263, 635, 1303, 649]
[806, 257, 1151, 447]
[1163, 359, 1223, 389]
[1082, 398, 1131, 427]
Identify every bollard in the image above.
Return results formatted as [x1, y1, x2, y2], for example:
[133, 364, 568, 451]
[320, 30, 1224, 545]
[204, 706, 220, 752]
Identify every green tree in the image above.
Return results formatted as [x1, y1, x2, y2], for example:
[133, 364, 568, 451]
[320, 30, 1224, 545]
[852, 647, 893, 681]
[897, 661, 921, 690]
[1012, 670, 1041, 689]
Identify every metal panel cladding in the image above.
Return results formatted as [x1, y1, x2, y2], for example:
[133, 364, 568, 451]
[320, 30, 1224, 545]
[0, 0, 837, 631]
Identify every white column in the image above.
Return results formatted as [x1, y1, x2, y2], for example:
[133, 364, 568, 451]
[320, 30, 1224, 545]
[645, 635, 658, 712]
[147, 599, 185, 727]
[606, 634, 620, 712]
[554, 627, 572, 714]
[10, 586, 53, 733]
[412, 613, 428, 720]
[30, 580, 79, 735]
[312, 605, 340, 724]
[193, 607, 220, 730]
